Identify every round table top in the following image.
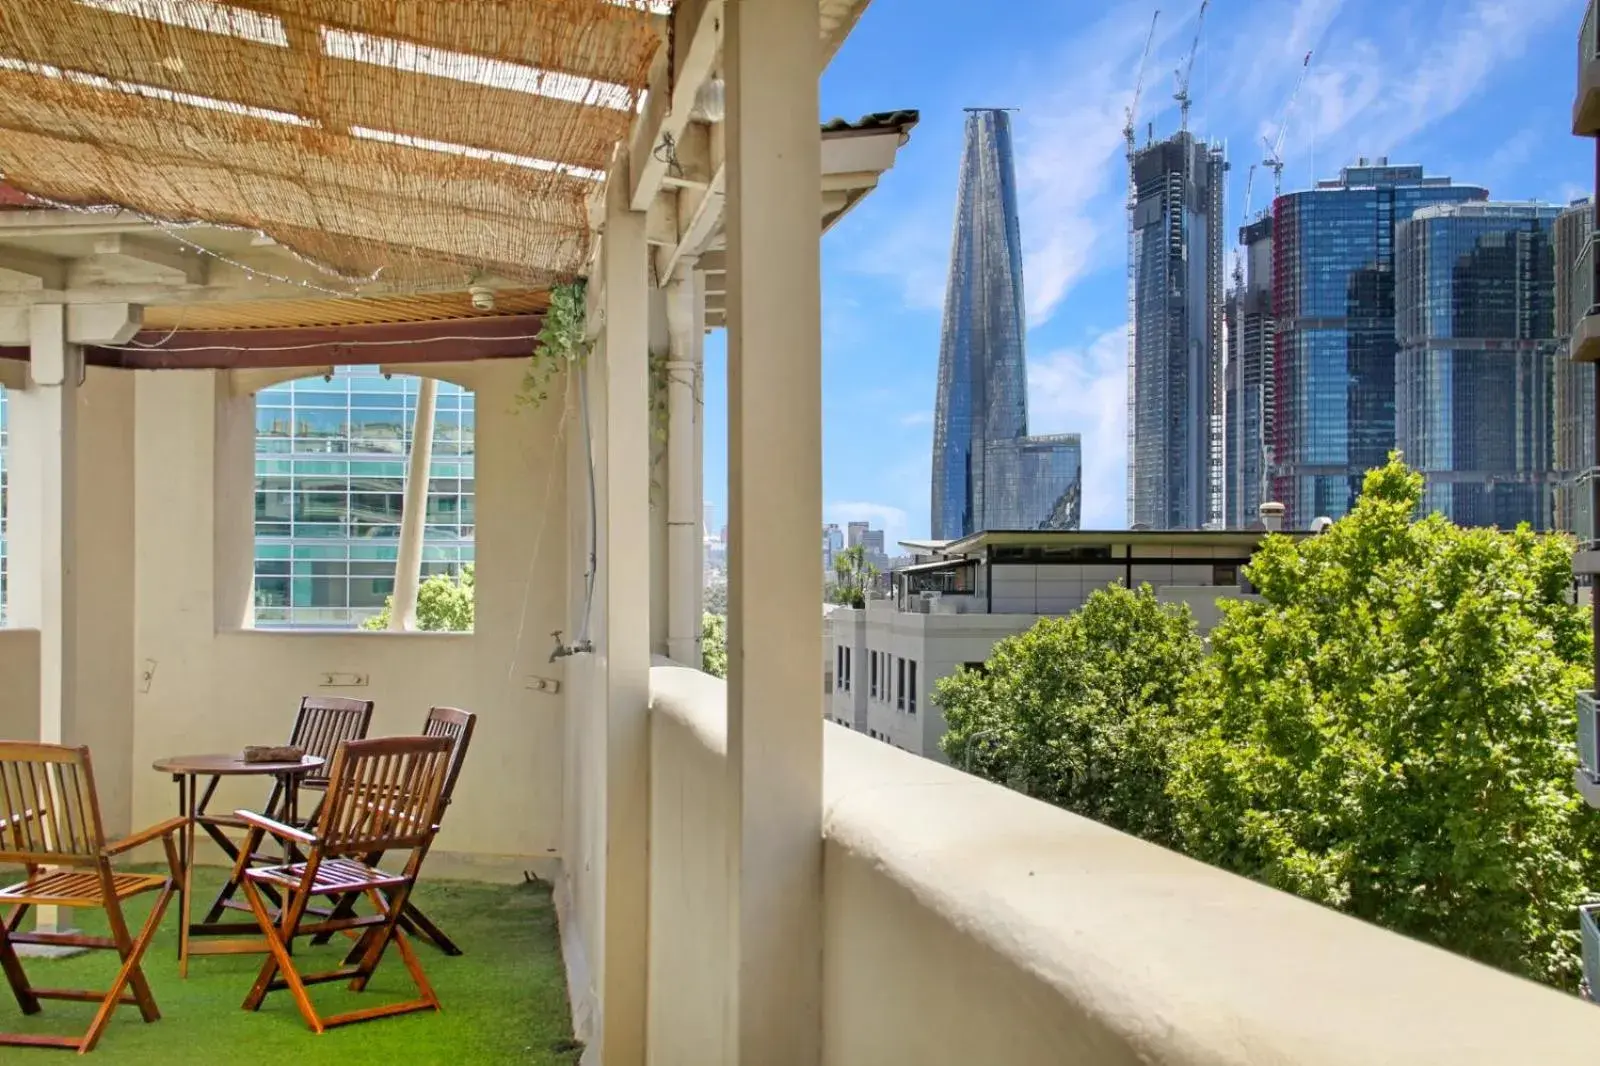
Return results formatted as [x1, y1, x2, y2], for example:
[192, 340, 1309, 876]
[152, 753, 326, 776]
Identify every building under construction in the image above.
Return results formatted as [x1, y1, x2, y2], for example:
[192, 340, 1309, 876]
[1555, 199, 1595, 538]
[1224, 214, 1274, 529]
[1126, 129, 1227, 529]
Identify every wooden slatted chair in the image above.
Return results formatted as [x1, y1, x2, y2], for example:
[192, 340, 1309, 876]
[198, 695, 374, 930]
[231, 735, 453, 1032]
[0, 743, 183, 1054]
[314, 706, 477, 956]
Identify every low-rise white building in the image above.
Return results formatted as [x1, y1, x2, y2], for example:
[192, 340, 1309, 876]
[827, 528, 1296, 760]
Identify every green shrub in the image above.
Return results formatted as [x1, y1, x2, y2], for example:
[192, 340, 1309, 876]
[937, 583, 1203, 845]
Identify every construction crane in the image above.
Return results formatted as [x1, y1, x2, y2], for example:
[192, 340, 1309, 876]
[1261, 51, 1313, 199]
[1172, 0, 1209, 133]
[1123, 10, 1161, 160]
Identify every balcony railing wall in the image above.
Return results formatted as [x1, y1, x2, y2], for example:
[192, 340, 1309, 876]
[644, 662, 1600, 1065]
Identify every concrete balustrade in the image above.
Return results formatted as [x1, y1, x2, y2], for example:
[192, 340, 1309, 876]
[647, 661, 1600, 1065]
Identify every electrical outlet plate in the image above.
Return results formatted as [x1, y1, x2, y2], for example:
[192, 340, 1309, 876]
[525, 675, 561, 695]
[320, 672, 369, 688]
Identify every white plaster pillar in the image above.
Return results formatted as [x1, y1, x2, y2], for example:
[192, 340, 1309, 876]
[23, 305, 80, 750]
[725, 0, 824, 1061]
[665, 262, 705, 666]
[599, 143, 652, 1066]
[390, 375, 438, 630]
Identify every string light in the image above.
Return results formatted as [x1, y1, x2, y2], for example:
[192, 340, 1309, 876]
[0, 183, 388, 297]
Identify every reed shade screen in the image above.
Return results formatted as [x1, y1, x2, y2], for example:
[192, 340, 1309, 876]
[0, 0, 668, 287]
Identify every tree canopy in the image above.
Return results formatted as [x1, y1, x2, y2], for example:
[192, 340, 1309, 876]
[362, 565, 475, 633]
[938, 583, 1203, 845]
[701, 612, 727, 678]
[939, 456, 1599, 987]
[1170, 457, 1596, 985]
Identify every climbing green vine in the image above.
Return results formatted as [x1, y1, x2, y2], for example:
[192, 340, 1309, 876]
[521, 278, 677, 507]
[520, 280, 589, 408]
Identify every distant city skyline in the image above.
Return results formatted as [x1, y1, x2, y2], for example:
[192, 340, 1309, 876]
[693, 0, 1591, 547]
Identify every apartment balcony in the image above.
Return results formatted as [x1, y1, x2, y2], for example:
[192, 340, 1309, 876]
[1578, 0, 1600, 135]
[1573, 235, 1600, 363]
[0, 1, 1599, 1063]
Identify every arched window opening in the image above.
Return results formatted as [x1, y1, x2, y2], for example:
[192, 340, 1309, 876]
[252, 366, 474, 630]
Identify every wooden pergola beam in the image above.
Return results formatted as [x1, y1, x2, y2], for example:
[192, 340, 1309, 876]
[0, 312, 544, 369]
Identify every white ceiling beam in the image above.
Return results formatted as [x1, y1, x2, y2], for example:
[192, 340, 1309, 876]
[0, 246, 68, 291]
[629, 0, 723, 212]
[654, 166, 725, 285]
[88, 234, 209, 286]
[646, 192, 680, 247]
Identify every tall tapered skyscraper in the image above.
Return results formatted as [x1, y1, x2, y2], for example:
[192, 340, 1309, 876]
[930, 109, 1080, 539]
[1127, 130, 1227, 529]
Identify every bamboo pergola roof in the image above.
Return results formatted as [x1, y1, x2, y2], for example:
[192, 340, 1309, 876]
[0, 0, 668, 288]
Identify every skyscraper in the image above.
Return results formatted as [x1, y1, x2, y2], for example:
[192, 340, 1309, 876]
[930, 108, 1081, 538]
[1555, 200, 1595, 538]
[1270, 159, 1488, 527]
[1224, 214, 1274, 529]
[1394, 202, 1560, 529]
[1127, 130, 1227, 529]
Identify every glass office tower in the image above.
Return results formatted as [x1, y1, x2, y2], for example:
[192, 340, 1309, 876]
[1127, 130, 1227, 530]
[984, 433, 1082, 530]
[1270, 159, 1488, 527]
[1224, 215, 1274, 528]
[1555, 200, 1596, 538]
[253, 365, 475, 628]
[930, 108, 1079, 537]
[1394, 202, 1560, 529]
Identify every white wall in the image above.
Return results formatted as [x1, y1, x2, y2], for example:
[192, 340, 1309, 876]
[0, 629, 40, 744]
[127, 361, 566, 869]
[647, 663, 1600, 1066]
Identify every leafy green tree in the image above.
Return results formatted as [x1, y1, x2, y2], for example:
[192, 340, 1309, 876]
[829, 545, 878, 609]
[362, 565, 475, 632]
[701, 612, 728, 678]
[1169, 456, 1596, 985]
[704, 578, 727, 618]
[937, 584, 1204, 844]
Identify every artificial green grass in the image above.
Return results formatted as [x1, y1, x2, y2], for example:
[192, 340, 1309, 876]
[0, 867, 580, 1063]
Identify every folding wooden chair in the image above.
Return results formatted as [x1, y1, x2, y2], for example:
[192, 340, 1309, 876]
[314, 706, 477, 956]
[0, 742, 183, 1054]
[198, 695, 373, 931]
[232, 735, 453, 1032]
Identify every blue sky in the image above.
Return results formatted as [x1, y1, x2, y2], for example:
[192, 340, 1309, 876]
[699, 0, 1592, 548]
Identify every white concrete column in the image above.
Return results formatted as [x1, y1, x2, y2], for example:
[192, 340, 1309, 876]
[725, 0, 824, 1062]
[23, 305, 80, 750]
[665, 262, 705, 666]
[600, 143, 652, 1066]
[390, 376, 438, 630]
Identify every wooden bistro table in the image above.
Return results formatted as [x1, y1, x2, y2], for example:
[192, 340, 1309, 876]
[152, 753, 325, 977]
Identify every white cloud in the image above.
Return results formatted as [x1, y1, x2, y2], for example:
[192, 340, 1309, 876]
[1028, 325, 1128, 530]
[1012, 10, 1180, 326]
[899, 410, 934, 428]
[825, 500, 913, 551]
[1284, 0, 1573, 175]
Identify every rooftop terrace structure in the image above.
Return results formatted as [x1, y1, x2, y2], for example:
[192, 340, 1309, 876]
[0, 2, 1596, 1063]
